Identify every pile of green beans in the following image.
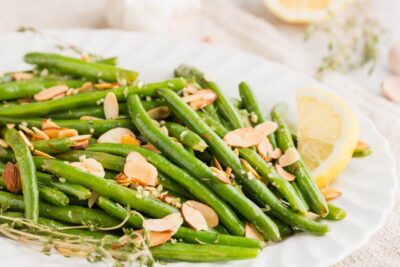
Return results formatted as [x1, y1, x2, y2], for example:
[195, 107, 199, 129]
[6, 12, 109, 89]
[0, 53, 353, 266]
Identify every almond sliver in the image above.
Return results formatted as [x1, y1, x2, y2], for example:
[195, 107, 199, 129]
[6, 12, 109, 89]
[210, 166, 232, 184]
[97, 128, 135, 144]
[185, 200, 219, 228]
[11, 72, 34, 81]
[254, 121, 278, 136]
[104, 92, 119, 119]
[245, 223, 264, 241]
[275, 164, 295, 181]
[42, 119, 60, 130]
[223, 128, 264, 148]
[257, 138, 273, 160]
[320, 187, 342, 201]
[32, 127, 49, 140]
[34, 85, 69, 101]
[120, 134, 141, 145]
[278, 148, 300, 167]
[270, 148, 282, 159]
[32, 149, 55, 159]
[124, 152, 158, 186]
[58, 128, 78, 138]
[148, 230, 174, 247]
[143, 212, 183, 233]
[181, 202, 209, 231]
[18, 131, 34, 151]
[182, 89, 217, 103]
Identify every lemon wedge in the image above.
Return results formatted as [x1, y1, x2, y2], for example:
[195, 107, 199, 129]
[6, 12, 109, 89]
[262, 0, 353, 24]
[296, 88, 359, 188]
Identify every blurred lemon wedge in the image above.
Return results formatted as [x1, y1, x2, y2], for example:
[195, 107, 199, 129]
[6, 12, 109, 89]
[262, 0, 353, 24]
[296, 88, 359, 188]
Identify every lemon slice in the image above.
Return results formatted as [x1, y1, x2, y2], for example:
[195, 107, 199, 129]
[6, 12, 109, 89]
[262, 0, 352, 24]
[296, 88, 359, 188]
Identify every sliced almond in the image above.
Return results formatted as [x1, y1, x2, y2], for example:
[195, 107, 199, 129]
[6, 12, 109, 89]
[148, 231, 174, 247]
[210, 166, 232, 184]
[254, 121, 278, 137]
[147, 106, 170, 120]
[94, 82, 118, 90]
[71, 158, 105, 178]
[88, 192, 99, 209]
[43, 127, 62, 138]
[185, 200, 219, 228]
[212, 157, 223, 171]
[275, 164, 296, 181]
[3, 162, 22, 193]
[181, 202, 208, 231]
[104, 92, 119, 119]
[58, 128, 79, 138]
[320, 187, 342, 201]
[32, 127, 49, 140]
[270, 148, 282, 159]
[183, 84, 199, 95]
[142, 143, 161, 153]
[120, 134, 141, 145]
[223, 128, 264, 148]
[182, 89, 217, 110]
[69, 134, 92, 142]
[32, 149, 55, 159]
[19, 124, 34, 136]
[278, 148, 300, 167]
[0, 138, 9, 148]
[159, 126, 169, 136]
[34, 85, 69, 101]
[225, 167, 232, 178]
[124, 152, 158, 186]
[18, 131, 34, 151]
[42, 119, 60, 130]
[78, 82, 94, 92]
[11, 72, 34, 81]
[240, 159, 261, 179]
[52, 93, 66, 100]
[97, 128, 136, 144]
[115, 172, 131, 186]
[71, 140, 90, 150]
[80, 116, 103, 121]
[245, 223, 264, 241]
[257, 138, 273, 160]
[143, 212, 183, 233]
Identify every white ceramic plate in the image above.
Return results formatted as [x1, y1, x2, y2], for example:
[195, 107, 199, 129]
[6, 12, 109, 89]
[0, 29, 397, 267]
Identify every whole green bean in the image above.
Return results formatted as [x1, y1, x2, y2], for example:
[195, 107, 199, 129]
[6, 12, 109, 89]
[24, 52, 138, 83]
[175, 65, 243, 129]
[165, 122, 208, 152]
[127, 94, 277, 240]
[41, 159, 178, 218]
[0, 191, 119, 227]
[97, 197, 263, 248]
[37, 184, 69, 206]
[326, 203, 346, 221]
[239, 82, 277, 148]
[4, 128, 39, 222]
[0, 78, 186, 117]
[150, 243, 259, 262]
[271, 104, 328, 217]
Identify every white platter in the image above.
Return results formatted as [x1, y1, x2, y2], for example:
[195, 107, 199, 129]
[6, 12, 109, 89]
[0, 29, 397, 267]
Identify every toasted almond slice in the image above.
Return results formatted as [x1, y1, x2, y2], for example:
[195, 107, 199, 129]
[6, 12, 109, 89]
[185, 200, 219, 228]
[143, 213, 183, 233]
[120, 134, 141, 145]
[19, 124, 34, 135]
[115, 172, 131, 186]
[148, 231, 174, 247]
[160, 126, 169, 136]
[11, 72, 34, 81]
[257, 138, 273, 160]
[225, 167, 232, 178]
[71, 139, 90, 150]
[97, 128, 135, 144]
[18, 131, 34, 151]
[69, 134, 92, 142]
[42, 119, 60, 130]
[320, 187, 342, 201]
[32, 149, 55, 159]
[245, 223, 264, 241]
[78, 82, 94, 92]
[275, 164, 296, 181]
[52, 93, 66, 100]
[104, 92, 119, 119]
[212, 157, 223, 171]
[34, 85, 69, 101]
[188, 98, 213, 110]
[278, 148, 300, 167]
[270, 148, 282, 159]
[0, 138, 9, 148]
[142, 143, 161, 153]
[223, 128, 264, 148]
[80, 116, 103, 121]
[58, 128, 79, 138]
[17, 98, 30, 104]
[182, 89, 217, 103]
[181, 202, 208, 231]
[182, 84, 199, 95]
[381, 76, 400, 103]
[147, 106, 170, 120]
[88, 192, 99, 209]
[124, 152, 158, 186]
[210, 166, 232, 184]
[356, 140, 369, 150]
[43, 127, 62, 138]
[94, 82, 118, 90]
[240, 159, 261, 179]
[71, 158, 105, 178]
[254, 121, 278, 137]
[32, 127, 49, 140]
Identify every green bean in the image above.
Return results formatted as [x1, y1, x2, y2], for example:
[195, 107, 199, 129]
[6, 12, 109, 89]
[165, 122, 208, 152]
[48, 99, 165, 119]
[239, 82, 277, 148]
[127, 93, 277, 240]
[196, 107, 328, 234]
[0, 78, 84, 101]
[151, 243, 259, 262]
[0, 211, 112, 239]
[157, 172, 192, 199]
[97, 197, 263, 248]
[0, 191, 119, 227]
[58, 150, 125, 172]
[4, 128, 39, 222]
[175, 65, 243, 129]
[291, 182, 309, 211]
[326, 203, 346, 221]
[0, 78, 186, 117]
[37, 184, 69, 206]
[32, 137, 75, 154]
[239, 148, 308, 214]
[41, 159, 178, 218]
[271, 104, 328, 217]
[0, 117, 134, 137]
[229, 97, 243, 109]
[0, 146, 14, 162]
[24, 52, 138, 83]
[214, 224, 230, 235]
[270, 217, 294, 238]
